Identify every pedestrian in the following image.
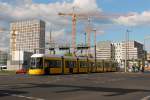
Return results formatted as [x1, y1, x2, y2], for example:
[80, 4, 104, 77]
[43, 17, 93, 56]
[137, 66, 140, 72]
[141, 66, 144, 72]
[132, 65, 135, 72]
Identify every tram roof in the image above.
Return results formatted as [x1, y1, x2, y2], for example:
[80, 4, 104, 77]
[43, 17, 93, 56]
[44, 54, 63, 58]
[31, 54, 44, 58]
[63, 56, 77, 59]
[31, 54, 104, 61]
[31, 54, 63, 58]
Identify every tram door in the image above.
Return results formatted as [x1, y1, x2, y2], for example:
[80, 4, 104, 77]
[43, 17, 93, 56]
[44, 60, 50, 75]
[44, 67, 49, 75]
[69, 61, 73, 73]
[65, 61, 74, 73]
[70, 67, 73, 73]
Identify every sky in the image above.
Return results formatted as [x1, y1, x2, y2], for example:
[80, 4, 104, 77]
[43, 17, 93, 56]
[0, 0, 150, 51]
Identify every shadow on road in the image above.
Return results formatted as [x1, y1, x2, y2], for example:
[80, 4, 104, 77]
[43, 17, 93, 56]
[9, 83, 150, 97]
[0, 89, 27, 97]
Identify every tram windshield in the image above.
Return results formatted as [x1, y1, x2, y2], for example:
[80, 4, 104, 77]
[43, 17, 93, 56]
[30, 57, 43, 69]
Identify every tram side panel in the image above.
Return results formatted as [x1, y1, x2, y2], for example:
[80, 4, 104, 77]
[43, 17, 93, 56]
[108, 61, 112, 72]
[44, 58, 62, 74]
[112, 62, 117, 72]
[78, 59, 88, 73]
[89, 60, 97, 73]
[72, 61, 78, 73]
[96, 61, 104, 73]
[64, 59, 78, 74]
[87, 60, 91, 73]
[63, 60, 70, 74]
[103, 61, 107, 72]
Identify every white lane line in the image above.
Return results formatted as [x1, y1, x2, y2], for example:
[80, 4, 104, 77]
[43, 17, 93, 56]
[11, 94, 26, 98]
[94, 78, 126, 84]
[0, 85, 10, 87]
[0, 84, 28, 87]
[141, 95, 150, 100]
[3, 93, 9, 95]
[3, 92, 45, 100]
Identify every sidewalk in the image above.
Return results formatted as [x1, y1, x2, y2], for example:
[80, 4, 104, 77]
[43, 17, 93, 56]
[114, 71, 144, 74]
[0, 70, 16, 75]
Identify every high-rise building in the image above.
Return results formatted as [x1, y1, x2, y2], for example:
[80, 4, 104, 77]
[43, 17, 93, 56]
[10, 19, 45, 55]
[112, 41, 144, 62]
[111, 41, 144, 71]
[112, 42, 123, 63]
[96, 41, 144, 69]
[96, 41, 114, 60]
[8, 19, 45, 70]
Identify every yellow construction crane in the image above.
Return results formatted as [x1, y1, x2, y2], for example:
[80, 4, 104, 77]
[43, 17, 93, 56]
[58, 12, 77, 54]
[11, 30, 17, 60]
[58, 10, 132, 56]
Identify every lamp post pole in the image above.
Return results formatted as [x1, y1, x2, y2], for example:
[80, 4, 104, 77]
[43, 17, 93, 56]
[93, 30, 97, 64]
[125, 29, 131, 72]
[143, 36, 150, 72]
[143, 39, 146, 72]
[19, 41, 21, 70]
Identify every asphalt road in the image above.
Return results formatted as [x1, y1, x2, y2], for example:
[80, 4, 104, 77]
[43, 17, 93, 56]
[0, 72, 150, 100]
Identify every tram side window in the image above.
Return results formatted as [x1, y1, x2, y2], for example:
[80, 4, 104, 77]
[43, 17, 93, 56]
[45, 60, 61, 68]
[80, 61, 88, 68]
[31, 58, 36, 69]
[97, 62, 103, 68]
[104, 62, 109, 67]
[65, 61, 77, 68]
[36, 58, 43, 67]
[89, 62, 95, 67]
[30, 58, 43, 69]
[112, 63, 117, 68]
[112, 63, 114, 68]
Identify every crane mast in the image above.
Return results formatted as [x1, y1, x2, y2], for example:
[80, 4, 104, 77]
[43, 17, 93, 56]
[72, 14, 76, 54]
[58, 12, 77, 55]
[58, 9, 123, 56]
[11, 30, 17, 60]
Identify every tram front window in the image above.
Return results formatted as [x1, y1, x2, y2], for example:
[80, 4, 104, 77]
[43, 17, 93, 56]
[31, 58, 43, 69]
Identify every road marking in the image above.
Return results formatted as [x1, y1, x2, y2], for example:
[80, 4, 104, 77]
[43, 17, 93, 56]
[0, 84, 27, 87]
[0, 83, 35, 89]
[0, 85, 10, 87]
[141, 95, 150, 100]
[3, 92, 45, 100]
[94, 78, 127, 84]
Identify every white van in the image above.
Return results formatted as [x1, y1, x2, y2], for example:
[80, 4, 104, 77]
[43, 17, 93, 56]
[0, 65, 7, 70]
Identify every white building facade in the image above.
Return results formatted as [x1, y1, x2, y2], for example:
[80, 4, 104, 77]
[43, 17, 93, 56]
[96, 41, 144, 70]
[112, 41, 144, 62]
[112, 42, 123, 63]
[10, 19, 45, 54]
[8, 19, 45, 70]
[96, 41, 113, 60]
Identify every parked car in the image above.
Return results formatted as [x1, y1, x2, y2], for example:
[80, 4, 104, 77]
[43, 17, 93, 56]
[16, 69, 27, 74]
[0, 65, 7, 70]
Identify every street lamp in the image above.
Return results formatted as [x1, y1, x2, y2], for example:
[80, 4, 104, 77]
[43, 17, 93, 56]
[125, 29, 131, 72]
[143, 36, 150, 71]
[18, 32, 21, 70]
[92, 29, 97, 65]
[46, 42, 55, 54]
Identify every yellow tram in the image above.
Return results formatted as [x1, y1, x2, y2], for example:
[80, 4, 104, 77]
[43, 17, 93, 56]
[28, 54, 117, 75]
